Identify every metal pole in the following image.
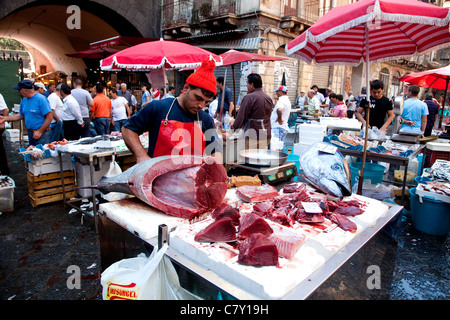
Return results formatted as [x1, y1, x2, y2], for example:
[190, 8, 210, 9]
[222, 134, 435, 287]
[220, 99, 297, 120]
[357, 24, 371, 195]
[438, 79, 448, 129]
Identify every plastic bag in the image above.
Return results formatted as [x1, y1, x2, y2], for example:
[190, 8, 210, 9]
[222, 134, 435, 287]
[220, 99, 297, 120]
[101, 244, 201, 300]
[101, 155, 130, 202]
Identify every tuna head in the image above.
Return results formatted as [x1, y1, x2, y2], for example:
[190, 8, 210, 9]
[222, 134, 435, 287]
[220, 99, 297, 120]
[299, 143, 352, 199]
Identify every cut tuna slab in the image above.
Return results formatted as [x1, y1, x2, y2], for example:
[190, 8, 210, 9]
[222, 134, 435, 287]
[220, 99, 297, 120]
[237, 233, 279, 267]
[211, 203, 240, 226]
[238, 212, 273, 239]
[194, 218, 237, 242]
[330, 213, 357, 233]
[268, 230, 306, 260]
[235, 184, 279, 202]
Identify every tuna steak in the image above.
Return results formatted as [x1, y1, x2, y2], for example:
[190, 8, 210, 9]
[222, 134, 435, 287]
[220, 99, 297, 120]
[268, 230, 306, 260]
[329, 213, 357, 233]
[238, 212, 273, 239]
[299, 142, 352, 199]
[235, 184, 279, 202]
[194, 218, 237, 242]
[211, 203, 240, 226]
[238, 233, 278, 267]
[91, 156, 228, 219]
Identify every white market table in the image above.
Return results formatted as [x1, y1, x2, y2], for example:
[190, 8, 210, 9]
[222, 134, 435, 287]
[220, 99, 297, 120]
[97, 187, 402, 300]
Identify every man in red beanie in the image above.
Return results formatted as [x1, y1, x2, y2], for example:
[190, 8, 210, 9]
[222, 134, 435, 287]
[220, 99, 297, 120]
[122, 60, 223, 164]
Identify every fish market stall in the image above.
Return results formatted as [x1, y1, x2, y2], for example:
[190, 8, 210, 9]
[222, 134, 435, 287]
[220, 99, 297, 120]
[98, 182, 401, 299]
[96, 151, 402, 300]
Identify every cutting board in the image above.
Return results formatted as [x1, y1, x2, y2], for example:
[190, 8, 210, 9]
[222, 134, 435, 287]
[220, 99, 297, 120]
[99, 198, 186, 242]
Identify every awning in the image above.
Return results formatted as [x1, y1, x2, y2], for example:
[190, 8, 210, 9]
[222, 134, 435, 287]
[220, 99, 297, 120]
[89, 36, 159, 50]
[197, 37, 262, 50]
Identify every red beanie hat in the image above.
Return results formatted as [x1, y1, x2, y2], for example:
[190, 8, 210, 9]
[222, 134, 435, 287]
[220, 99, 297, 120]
[186, 60, 217, 95]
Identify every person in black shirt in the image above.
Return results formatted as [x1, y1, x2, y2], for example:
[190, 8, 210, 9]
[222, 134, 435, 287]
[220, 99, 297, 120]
[356, 80, 394, 134]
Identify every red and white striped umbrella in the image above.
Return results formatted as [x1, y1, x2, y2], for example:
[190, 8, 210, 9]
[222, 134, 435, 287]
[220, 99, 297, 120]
[285, 0, 450, 195]
[285, 0, 450, 66]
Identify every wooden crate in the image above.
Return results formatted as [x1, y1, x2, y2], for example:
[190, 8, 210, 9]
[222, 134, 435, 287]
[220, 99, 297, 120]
[117, 155, 137, 171]
[27, 170, 76, 207]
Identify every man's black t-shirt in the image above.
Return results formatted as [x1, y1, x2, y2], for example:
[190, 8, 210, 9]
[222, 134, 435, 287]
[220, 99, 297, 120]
[359, 96, 393, 129]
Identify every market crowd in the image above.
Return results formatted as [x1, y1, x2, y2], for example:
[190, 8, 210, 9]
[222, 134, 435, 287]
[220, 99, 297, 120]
[0, 71, 448, 174]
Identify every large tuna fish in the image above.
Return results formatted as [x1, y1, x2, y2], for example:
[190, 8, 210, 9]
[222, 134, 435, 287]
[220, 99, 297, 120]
[299, 142, 352, 199]
[91, 155, 228, 219]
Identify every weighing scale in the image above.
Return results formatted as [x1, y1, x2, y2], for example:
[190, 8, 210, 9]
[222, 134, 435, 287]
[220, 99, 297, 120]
[227, 161, 298, 185]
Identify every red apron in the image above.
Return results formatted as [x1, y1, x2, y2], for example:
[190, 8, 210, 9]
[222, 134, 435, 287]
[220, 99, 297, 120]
[153, 98, 206, 157]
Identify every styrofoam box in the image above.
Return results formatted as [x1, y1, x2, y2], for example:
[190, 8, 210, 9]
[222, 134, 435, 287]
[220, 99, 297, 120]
[416, 183, 450, 204]
[75, 160, 112, 197]
[426, 142, 450, 152]
[28, 155, 73, 176]
[294, 142, 310, 155]
[0, 176, 15, 212]
[5, 129, 20, 142]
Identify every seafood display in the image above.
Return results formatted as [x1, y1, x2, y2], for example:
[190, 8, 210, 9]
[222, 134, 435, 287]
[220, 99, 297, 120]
[299, 142, 352, 199]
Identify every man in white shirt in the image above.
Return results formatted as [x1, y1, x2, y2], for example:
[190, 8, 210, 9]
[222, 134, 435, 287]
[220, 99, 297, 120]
[311, 85, 325, 104]
[307, 90, 321, 115]
[0, 93, 10, 175]
[271, 86, 291, 144]
[71, 79, 94, 137]
[296, 89, 308, 109]
[110, 88, 131, 132]
[48, 85, 64, 142]
[60, 84, 84, 141]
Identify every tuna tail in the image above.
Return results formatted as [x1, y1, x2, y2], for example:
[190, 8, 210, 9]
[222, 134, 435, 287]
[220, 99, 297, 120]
[82, 170, 134, 195]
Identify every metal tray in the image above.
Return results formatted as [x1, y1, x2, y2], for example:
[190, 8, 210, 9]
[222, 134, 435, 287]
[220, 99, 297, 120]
[239, 149, 288, 167]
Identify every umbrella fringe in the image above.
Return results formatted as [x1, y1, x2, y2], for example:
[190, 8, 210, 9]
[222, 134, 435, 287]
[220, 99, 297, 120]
[101, 55, 222, 71]
[286, 0, 450, 53]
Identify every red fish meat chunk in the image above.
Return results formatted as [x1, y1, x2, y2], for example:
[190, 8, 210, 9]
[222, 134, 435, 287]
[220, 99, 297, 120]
[282, 183, 306, 194]
[235, 184, 279, 202]
[194, 218, 237, 242]
[330, 213, 357, 233]
[294, 209, 325, 224]
[237, 233, 279, 267]
[268, 230, 306, 260]
[211, 203, 240, 226]
[333, 206, 363, 216]
[238, 212, 273, 239]
[252, 200, 273, 217]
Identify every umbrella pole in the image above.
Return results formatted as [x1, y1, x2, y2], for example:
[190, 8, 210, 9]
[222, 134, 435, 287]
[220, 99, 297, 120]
[232, 64, 236, 118]
[357, 24, 371, 195]
[438, 79, 449, 129]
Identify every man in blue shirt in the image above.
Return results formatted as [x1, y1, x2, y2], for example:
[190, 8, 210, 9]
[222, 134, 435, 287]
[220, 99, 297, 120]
[214, 76, 234, 120]
[0, 80, 53, 146]
[400, 85, 428, 136]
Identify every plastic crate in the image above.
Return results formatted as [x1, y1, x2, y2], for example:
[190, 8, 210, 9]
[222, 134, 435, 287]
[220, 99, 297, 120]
[424, 148, 450, 168]
[0, 176, 15, 212]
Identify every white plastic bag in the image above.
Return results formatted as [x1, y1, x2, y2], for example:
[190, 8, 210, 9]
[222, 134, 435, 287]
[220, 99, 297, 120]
[101, 155, 130, 202]
[101, 244, 201, 300]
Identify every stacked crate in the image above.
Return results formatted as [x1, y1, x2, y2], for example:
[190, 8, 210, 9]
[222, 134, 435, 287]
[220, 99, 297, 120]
[27, 170, 76, 207]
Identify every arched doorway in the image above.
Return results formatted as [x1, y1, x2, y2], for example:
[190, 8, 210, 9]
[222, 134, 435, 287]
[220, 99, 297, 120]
[379, 67, 390, 96]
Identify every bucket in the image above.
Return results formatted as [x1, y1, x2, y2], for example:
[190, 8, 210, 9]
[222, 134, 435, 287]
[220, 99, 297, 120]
[349, 162, 386, 187]
[287, 153, 300, 182]
[409, 188, 450, 236]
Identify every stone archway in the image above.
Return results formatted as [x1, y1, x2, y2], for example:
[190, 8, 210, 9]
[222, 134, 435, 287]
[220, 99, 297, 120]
[0, 0, 161, 76]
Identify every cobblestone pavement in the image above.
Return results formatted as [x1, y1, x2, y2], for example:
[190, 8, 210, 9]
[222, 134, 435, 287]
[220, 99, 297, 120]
[0, 137, 448, 300]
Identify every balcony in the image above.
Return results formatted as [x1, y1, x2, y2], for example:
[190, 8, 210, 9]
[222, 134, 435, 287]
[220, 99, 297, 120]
[281, 0, 320, 34]
[163, 0, 239, 38]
